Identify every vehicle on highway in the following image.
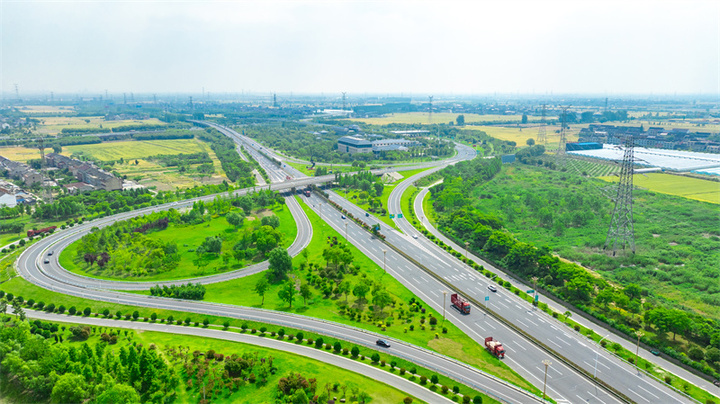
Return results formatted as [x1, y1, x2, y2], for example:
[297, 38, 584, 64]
[376, 339, 391, 348]
[341, 215, 346, 220]
[451, 293, 471, 314]
[365, 212, 370, 217]
[485, 337, 505, 358]
[43, 259, 50, 264]
[47, 251, 53, 256]
[412, 234, 418, 239]
[651, 349, 661, 356]
[488, 285, 497, 292]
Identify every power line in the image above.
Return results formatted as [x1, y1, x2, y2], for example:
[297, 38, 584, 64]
[537, 104, 547, 144]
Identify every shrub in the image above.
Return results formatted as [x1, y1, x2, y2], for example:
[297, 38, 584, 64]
[404, 397, 413, 404]
[442, 327, 448, 334]
[130, 311, 139, 320]
[184, 317, 191, 325]
[315, 338, 324, 349]
[420, 375, 427, 385]
[116, 311, 122, 319]
[57, 305, 65, 314]
[473, 396, 483, 404]
[333, 342, 342, 352]
[351, 346, 360, 358]
[277, 329, 285, 338]
[151, 313, 158, 321]
[431, 375, 439, 384]
[371, 353, 380, 363]
[103, 309, 110, 317]
[167, 315, 174, 322]
[399, 368, 406, 375]
[259, 326, 267, 333]
[223, 320, 230, 329]
[463, 396, 471, 404]
[26, 299, 35, 308]
[203, 318, 210, 327]
[83, 307, 92, 316]
[176, 320, 182, 325]
[453, 386, 460, 394]
[664, 375, 672, 384]
[45, 303, 55, 312]
[296, 332, 304, 342]
[5, 293, 13, 301]
[442, 385, 449, 394]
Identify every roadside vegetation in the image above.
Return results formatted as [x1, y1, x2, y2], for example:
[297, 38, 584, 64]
[60, 190, 293, 281]
[423, 159, 720, 381]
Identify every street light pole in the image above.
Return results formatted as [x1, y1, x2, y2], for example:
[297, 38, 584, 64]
[442, 291, 447, 323]
[635, 331, 644, 372]
[345, 222, 348, 241]
[542, 360, 551, 401]
[382, 250, 387, 272]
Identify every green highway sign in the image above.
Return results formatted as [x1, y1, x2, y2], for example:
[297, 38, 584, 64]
[527, 290, 534, 294]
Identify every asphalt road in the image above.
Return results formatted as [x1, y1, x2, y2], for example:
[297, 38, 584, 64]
[24, 310, 455, 404]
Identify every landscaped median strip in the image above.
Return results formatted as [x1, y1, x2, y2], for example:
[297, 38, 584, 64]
[21, 308, 517, 404]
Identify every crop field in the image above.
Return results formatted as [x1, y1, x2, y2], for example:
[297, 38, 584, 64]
[463, 125, 583, 151]
[63, 138, 205, 161]
[563, 158, 621, 177]
[34, 116, 166, 135]
[348, 112, 543, 125]
[599, 173, 720, 204]
[0, 146, 42, 162]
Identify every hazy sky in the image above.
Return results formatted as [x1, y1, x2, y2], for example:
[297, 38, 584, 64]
[2, 0, 718, 96]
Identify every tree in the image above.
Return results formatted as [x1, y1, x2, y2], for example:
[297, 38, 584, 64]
[338, 281, 352, 303]
[300, 283, 312, 306]
[623, 284, 642, 301]
[521, 114, 528, 124]
[201, 236, 223, 254]
[254, 277, 269, 305]
[292, 389, 309, 404]
[372, 289, 392, 314]
[456, 115, 465, 126]
[51, 373, 87, 403]
[226, 211, 244, 230]
[526, 138, 535, 146]
[268, 247, 292, 281]
[667, 309, 692, 341]
[96, 384, 141, 404]
[278, 281, 296, 308]
[353, 282, 370, 304]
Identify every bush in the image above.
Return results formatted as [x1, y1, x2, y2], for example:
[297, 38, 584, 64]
[26, 299, 35, 308]
[664, 375, 672, 384]
[463, 396, 471, 404]
[296, 332, 304, 342]
[404, 397, 413, 404]
[259, 326, 267, 334]
[453, 386, 460, 394]
[351, 346, 360, 358]
[431, 375, 439, 384]
[57, 305, 65, 314]
[67, 305, 74, 314]
[442, 385, 449, 394]
[223, 320, 230, 329]
[371, 353, 380, 363]
[184, 317, 191, 325]
[399, 368, 406, 375]
[420, 375, 427, 385]
[473, 396, 483, 404]
[277, 329, 285, 338]
[203, 318, 210, 327]
[132, 311, 139, 320]
[116, 311, 122, 319]
[151, 313, 158, 321]
[333, 342, 342, 352]
[83, 307, 92, 316]
[315, 338, 324, 349]
[45, 303, 55, 312]
[103, 309, 110, 317]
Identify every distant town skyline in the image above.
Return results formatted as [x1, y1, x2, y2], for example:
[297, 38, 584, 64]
[2, 0, 718, 96]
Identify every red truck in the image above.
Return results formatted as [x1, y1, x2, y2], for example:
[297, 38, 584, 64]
[485, 337, 505, 358]
[451, 293, 471, 314]
[304, 190, 311, 197]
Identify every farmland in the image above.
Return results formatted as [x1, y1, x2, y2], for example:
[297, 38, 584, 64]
[33, 116, 166, 135]
[464, 125, 582, 151]
[599, 173, 720, 204]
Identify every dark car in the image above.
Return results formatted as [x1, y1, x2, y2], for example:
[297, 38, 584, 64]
[376, 339, 390, 348]
[488, 285, 497, 292]
[650, 349, 661, 356]
[341, 215, 346, 220]
[47, 251, 53, 256]
[365, 212, 370, 217]
[43, 259, 50, 264]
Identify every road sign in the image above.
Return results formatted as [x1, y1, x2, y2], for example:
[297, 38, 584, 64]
[527, 290, 534, 294]
[397, 213, 403, 218]
[485, 296, 489, 301]
[534, 295, 539, 302]
[389, 214, 395, 218]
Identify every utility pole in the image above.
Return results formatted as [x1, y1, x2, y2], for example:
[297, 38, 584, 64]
[442, 291, 447, 323]
[635, 331, 644, 373]
[558, 106, 569, 156]
[542, 360, 551, 400]
[342, 92, 347, 111]
[428, 95, 433, 125]
[604, 135, 636, 255]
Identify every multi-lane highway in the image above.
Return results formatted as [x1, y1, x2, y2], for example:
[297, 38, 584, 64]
[12, 122, 701, 403]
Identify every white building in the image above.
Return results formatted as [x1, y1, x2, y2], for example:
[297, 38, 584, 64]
[0, 191, 17, 208]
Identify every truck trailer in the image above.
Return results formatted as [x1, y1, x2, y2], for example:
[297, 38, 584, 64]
[451, 293, 471, 314]
[484, 337, 505, 358]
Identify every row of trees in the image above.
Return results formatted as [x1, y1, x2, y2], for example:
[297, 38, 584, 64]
[150, 282, 206, 300]
[196, 127, 255, 185]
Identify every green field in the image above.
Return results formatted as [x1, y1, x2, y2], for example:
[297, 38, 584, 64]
[34, 116, 166, 135]
[348, 112, 542, 125]
[599, 173, 719, 204]
[60, 203, 296, 282]
[64, 138, 205, 161]
[464, 125, 582, 151]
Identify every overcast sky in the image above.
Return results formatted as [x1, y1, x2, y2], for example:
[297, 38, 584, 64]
[1, 0, 718, 96]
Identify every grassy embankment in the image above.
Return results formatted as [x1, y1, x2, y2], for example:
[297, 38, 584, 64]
[60, 203, 296, 282]
[333, 167, 429, 230]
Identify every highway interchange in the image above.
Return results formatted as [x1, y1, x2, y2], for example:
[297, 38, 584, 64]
[16, 122, 702, 403]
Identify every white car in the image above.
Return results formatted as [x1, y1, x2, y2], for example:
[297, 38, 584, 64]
[412, 234, 418, 239]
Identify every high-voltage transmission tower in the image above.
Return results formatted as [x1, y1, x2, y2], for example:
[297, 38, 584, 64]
[428, 95, 433, 124]
[37, 137, 53, 203]
[342, 92, 347, 111]
[536, 104, 547, 144]
[557, 106, 569, 155]
[273, 93, 277, 108]
[604, 136, 636, 256]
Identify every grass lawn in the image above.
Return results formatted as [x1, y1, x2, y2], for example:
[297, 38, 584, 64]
[400, 184, 419, 223]
[196, 197, 540, 394]
[599, 173, 719, 204]
[59, 203, 296, 282]
[347, 113, 543, 125]
[64, 138, 205, 161]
